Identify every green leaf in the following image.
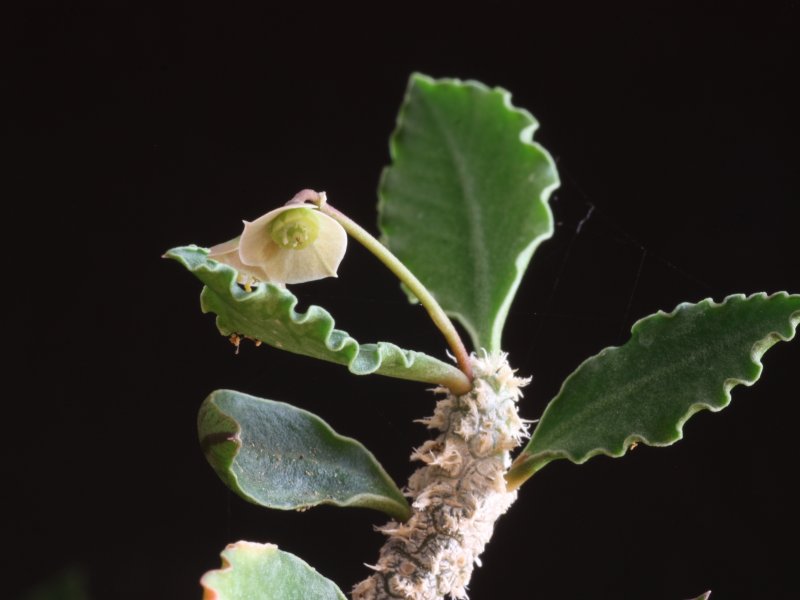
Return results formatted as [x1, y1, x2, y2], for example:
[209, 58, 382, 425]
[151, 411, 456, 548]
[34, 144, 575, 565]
[199, 389, 411, 521]
[379, 73, 559, 352]
[165, 245, 468, 390]
[201, 541, 347, 600]
[508, 293, 800, 487]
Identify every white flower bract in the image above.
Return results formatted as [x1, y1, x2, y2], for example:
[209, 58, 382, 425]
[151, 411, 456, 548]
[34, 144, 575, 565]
[207, 236, 269, 285]
[207, 203, 347, 285]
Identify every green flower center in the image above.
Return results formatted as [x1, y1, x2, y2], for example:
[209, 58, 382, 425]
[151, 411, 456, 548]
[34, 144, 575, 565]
[268, 208, 321, 250]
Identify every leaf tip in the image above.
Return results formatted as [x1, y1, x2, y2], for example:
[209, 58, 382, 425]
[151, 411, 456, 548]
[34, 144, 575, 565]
[201, 541, 347, 599]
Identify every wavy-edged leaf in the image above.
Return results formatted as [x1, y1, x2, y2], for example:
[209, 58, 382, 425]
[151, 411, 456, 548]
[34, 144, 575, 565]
[201, 541, 346, 600]
[508, 293, 800, 487]
[166, 246, 469, 391]
[199, 389, 410, 520]
[379, 73, 560, 352]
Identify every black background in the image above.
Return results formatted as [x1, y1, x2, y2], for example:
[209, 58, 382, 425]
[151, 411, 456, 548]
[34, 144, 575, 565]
[6, 2, 799, 599]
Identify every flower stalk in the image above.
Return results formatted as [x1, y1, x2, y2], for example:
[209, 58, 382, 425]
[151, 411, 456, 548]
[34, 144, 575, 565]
[311, 194, 474, 388]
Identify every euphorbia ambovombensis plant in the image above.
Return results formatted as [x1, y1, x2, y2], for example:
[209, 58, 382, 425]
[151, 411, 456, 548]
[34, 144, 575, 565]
[167, 74, 799, 600]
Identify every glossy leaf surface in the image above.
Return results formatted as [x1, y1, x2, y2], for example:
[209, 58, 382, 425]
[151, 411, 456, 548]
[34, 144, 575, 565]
[201, 541, 346, 600]
[508, 293, 800, 486]
[199, 389, 410, 520]
[379, 73, 559, 352]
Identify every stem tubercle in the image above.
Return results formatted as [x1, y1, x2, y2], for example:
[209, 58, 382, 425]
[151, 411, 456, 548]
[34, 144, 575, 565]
[292, 190, 474, 391]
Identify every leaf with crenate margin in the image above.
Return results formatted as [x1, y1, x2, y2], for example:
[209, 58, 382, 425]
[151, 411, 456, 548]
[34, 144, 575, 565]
[199, 389, 411, 520]
[379, 73, 559, 352]
[165, 246, 469, 391]
[201, 541, 347, 600]
[507, 293, 800, 487]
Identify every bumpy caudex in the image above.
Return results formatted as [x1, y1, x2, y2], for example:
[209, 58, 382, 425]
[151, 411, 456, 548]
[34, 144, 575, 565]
[169, 74, 798, 600]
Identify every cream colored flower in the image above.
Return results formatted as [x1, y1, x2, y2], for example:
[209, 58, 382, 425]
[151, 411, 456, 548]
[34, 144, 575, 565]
[208, 203, 347, 285]
[207, 236, 269, 285]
